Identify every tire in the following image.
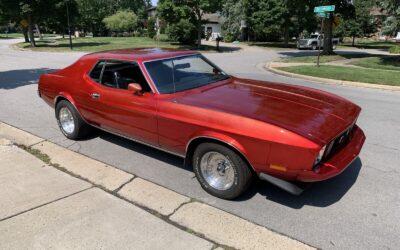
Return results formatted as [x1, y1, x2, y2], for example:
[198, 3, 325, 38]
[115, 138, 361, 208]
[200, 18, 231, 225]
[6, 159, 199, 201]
[193, 143, 253, 199]
[333, 44, 337, 50]
[56, 100, 91, 140]
[312, 44, 317, 50]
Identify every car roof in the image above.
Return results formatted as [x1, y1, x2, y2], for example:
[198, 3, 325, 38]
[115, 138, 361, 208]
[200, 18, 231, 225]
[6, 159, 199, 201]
[83, 48, 198, 63]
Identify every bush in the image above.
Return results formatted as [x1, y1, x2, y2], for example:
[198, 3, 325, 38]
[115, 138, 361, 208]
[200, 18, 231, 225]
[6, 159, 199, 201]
[147, 17, 157, 38]
[103, 10, 138, 32]
[389, 46, 400, 54]
[154, 33, 170, 42]
[166, 19, 197, 44]
[224, 33, 235, 43]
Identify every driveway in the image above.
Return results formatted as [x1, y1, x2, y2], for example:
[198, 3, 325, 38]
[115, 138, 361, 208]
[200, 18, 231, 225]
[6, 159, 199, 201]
[1, 38, 399, 250]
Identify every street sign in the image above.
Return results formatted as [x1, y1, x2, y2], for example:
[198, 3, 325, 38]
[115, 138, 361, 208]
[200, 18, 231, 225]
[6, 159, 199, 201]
[314, 5, 335, 13]
[316, 12, 329, 18]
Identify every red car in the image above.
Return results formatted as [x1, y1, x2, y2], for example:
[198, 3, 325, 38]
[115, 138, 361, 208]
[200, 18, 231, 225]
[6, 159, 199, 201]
[38, 48, 365, 199]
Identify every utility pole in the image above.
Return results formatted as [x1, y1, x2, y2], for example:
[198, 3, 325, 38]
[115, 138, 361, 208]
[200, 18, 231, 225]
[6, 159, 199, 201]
[66, 0, 73, 50]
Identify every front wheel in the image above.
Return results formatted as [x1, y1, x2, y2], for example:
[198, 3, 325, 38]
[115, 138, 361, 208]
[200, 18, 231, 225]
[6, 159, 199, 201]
[56, 100, 91, 140]
[312, 44, 317, 50]
[193, 143, 253, 199]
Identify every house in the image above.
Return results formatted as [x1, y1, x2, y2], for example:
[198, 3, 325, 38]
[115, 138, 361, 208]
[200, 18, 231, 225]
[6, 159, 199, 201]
[202, 13, 223, 41]
[146, 7, 223, 40]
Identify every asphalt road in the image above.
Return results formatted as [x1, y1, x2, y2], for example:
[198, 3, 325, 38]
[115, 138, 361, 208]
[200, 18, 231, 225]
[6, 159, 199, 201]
[1, 39, 399, 250]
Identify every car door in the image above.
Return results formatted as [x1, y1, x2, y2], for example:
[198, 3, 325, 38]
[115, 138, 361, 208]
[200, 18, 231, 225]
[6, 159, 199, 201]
[83, 60, 158, 146]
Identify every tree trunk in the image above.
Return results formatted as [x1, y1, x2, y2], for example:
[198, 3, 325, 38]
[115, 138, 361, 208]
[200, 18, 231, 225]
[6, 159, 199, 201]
[283, 21, 290, 48]
[322, 14, 334, 55]
[22, 28, 29, 43]
[352, 36, 355, 47]
[35, 24, 43, 40]
[197, 19, 202, 48]
[27, 16, 36, 47]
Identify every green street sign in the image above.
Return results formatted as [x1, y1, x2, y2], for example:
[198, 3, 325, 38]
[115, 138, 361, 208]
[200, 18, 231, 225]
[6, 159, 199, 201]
[314, 5, 335, 13]
[316, 12, 329, 18]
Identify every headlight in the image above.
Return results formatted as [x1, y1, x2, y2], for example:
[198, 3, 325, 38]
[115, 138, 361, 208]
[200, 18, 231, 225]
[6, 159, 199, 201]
[314, 145, 326, 166]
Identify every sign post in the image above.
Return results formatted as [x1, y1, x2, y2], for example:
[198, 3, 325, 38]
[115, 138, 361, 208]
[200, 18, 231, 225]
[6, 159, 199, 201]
[313, 5, 335, 67]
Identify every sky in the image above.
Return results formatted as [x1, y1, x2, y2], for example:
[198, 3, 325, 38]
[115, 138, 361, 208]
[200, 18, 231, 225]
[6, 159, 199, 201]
[151, 0, 158, 6]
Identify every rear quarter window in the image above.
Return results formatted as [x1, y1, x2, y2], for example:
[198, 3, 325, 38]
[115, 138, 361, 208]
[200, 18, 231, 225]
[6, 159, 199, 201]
[89, 61, 106, 83]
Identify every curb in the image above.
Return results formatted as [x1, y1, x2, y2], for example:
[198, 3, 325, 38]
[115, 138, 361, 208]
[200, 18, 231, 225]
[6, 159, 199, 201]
[0, 121, 314, 250]
[266, 62, 400, 92]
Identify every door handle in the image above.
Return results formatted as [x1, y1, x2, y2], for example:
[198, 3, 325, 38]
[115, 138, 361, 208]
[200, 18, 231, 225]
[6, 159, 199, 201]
[91, 93, 101, 99]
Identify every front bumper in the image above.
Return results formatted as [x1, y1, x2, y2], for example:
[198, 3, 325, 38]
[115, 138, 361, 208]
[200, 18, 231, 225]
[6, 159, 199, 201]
[297, 44, 312, 49]
[296, 125, 365, 182]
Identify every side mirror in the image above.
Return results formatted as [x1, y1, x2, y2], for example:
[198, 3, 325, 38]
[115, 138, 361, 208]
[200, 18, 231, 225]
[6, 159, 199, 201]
[128, 83, 143, 95]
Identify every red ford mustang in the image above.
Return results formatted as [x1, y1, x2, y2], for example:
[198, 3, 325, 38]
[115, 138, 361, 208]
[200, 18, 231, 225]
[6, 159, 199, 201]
[38, 48, 365, 199]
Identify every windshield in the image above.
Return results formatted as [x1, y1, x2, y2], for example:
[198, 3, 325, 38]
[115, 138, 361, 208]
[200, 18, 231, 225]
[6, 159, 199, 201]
[144, 54, 229, 94]
[310, 35, 319, 39]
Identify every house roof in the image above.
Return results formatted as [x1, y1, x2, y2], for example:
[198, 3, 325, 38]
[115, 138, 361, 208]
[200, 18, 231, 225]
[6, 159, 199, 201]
[202, 13, 222, 24]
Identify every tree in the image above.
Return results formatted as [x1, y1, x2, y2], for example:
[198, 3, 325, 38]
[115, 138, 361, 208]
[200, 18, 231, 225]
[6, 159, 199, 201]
[43, 0, 79, 38]
[223, 0, 316, 44]
[157, 0, 222, 46]
[103, 10, 138, 32]
[380, 0, 400, 36]
[221, 0, 245, 41]
[0, 0, 59, 46]
[147, 16, 156, 38]
[335, 0, 376, 46]
[312, 0, 355, 54]
[76, 0, 115, 36]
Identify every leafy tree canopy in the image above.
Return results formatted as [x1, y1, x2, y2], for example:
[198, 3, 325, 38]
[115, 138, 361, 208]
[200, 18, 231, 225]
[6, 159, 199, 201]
[103, 10, 138, 32]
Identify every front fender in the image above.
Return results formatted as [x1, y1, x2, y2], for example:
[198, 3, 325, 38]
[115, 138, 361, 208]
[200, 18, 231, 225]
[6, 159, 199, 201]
[187, 130, 248, 157]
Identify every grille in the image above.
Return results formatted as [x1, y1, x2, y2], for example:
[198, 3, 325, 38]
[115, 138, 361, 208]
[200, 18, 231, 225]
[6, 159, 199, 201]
[299, 40, 308, 45]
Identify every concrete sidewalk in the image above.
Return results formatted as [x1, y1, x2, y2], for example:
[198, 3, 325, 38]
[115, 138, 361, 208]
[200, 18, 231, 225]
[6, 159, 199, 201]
[0, 138, 213, 250]
[0, 122, 313, 250]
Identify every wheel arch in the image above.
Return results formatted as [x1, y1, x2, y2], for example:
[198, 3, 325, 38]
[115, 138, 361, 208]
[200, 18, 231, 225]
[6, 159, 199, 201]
[185, 136, 257, 174]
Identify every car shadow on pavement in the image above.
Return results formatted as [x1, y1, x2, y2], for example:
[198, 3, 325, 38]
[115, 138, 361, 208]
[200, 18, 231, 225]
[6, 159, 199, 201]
[240, 158, 362, 208]
[0, 68, 56, 89]
[95, 129, 362, 207]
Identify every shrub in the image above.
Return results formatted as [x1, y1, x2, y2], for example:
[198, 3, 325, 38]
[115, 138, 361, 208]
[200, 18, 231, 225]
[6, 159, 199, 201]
[389, 45, 400, 54]
[147, 17, 157, 38]
[224, 33, 234, 43]
[166, 19, 197, 44]
[103, 10, 138, 32]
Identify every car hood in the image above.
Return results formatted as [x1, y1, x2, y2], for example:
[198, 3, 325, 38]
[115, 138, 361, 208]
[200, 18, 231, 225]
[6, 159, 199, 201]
[177, 78, 361, 144]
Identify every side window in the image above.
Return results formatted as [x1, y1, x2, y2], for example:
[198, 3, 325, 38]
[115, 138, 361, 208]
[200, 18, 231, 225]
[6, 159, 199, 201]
[89, 61, 106, 83]
[98, 61, 152, 92]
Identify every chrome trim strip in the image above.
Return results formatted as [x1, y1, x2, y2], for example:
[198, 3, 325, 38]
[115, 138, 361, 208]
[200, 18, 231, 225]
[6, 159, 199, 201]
[92, 125, 186, 158]
[185, 136, 256, 172]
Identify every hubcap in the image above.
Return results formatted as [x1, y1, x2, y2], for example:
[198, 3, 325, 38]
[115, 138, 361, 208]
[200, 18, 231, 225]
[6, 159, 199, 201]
[59, 107, 75, 134]
[199, 152, 235, 190]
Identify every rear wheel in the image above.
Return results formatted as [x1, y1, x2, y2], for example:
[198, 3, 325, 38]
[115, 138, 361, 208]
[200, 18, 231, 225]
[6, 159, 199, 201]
[193, 143, 252, 199]
[56, 100, 91, 140]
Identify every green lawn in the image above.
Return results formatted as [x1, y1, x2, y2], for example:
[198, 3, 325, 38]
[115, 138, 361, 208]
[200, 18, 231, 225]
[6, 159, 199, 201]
[280, 55, 346, 63]
[277, 65, 400, 86]
[1, 33, 60, 39]
[279, 54, 385, 63]
[0, 33, 23, 38]
[351, 56, 400, 71]
[340, 40, 398, 50]
[16, 37, 183, 52]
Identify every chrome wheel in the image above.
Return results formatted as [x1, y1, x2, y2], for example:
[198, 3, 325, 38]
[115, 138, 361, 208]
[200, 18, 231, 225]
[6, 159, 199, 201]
[200, 151, 235, 190]
[59, 107, 75, 134]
